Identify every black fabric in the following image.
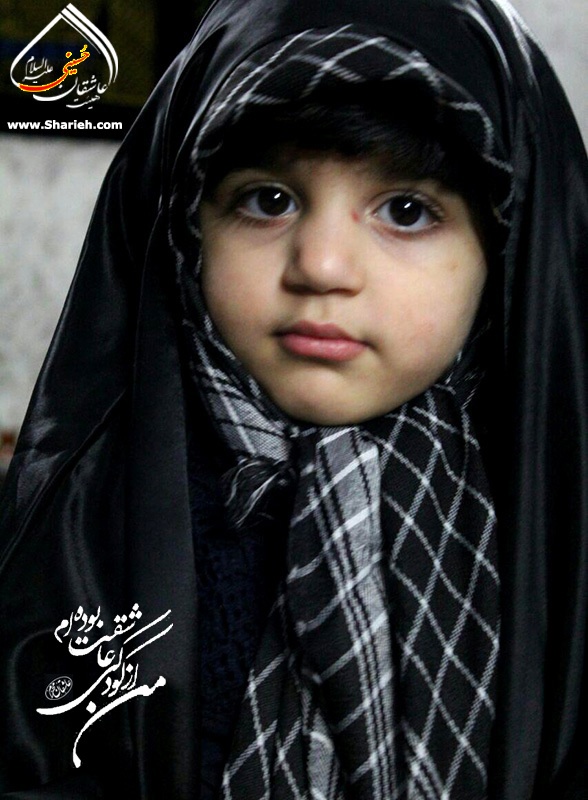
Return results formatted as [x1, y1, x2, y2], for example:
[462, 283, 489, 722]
[189, 454, 278, 798]
[1, 0, 587, 798]
[187, 425, 288, 798]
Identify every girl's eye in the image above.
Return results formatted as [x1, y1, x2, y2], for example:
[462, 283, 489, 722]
[374, 193, 441, 232]
[237, 186, 297, 219]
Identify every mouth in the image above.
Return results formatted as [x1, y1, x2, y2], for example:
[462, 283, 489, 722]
[276, 320, 367, 362]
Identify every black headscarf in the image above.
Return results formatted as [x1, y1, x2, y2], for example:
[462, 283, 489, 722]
[1, 1, 587, 798]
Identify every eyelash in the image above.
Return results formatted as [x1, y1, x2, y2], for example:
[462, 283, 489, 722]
[231, 183, 444, 233]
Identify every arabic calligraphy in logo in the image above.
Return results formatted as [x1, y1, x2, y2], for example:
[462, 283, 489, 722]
[9, 4, 118, 110]
[45, 676, 74, 701]
[38, 603, 172, 768]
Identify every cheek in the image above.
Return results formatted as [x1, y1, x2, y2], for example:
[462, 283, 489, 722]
[201, 241, 275, 358]
[202, 234, 245, 320]
[201, 253, 238, 354]
[375, 260, 485, 373]
[204, 271, 250, 346]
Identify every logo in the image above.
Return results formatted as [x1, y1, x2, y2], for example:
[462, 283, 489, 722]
[45, 676, 74, 701]
[38, 603, 172, 768]
[9, 4, 118, 110]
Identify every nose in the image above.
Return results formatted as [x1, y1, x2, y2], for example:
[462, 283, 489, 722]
[282, 204, 365, 295]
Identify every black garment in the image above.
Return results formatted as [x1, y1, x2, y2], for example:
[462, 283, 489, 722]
[187, 421, 289, 799]
[1, 0, 587, 798]
[189, 449, 274, 799]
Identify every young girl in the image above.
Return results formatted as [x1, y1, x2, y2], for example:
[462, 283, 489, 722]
[1, 0, 587, 798]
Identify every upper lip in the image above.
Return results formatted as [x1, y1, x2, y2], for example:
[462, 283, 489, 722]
[278, 320, 360, 341]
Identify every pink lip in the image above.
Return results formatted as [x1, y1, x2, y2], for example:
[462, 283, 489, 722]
[277, 321, 367, 362]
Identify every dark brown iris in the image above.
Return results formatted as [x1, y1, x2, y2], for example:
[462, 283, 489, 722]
[256, 187, 292, 216]
[387, 196, 423, 227]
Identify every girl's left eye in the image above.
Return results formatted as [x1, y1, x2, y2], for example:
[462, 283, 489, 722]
[373, 193, 442, 232]
[237, 186, 297, 219]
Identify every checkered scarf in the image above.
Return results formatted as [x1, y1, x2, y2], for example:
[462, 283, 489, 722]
[169, 27, 506, 800]
[218, 393, 499, 800]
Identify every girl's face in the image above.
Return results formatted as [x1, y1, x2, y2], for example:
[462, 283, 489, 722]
[200, 148, 487, 425]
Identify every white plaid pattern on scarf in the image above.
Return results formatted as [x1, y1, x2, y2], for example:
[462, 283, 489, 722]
[218, 390, 499, 800]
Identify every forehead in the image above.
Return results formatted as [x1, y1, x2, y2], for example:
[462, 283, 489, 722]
[203, 106, 459, 197]
[212, 144, 454, 198]
[229, 141, 420, 174]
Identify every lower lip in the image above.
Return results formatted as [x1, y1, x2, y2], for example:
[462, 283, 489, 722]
[279, 333, 366, 362]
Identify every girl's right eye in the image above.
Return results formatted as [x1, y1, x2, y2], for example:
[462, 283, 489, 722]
[236, 186, 298, 219]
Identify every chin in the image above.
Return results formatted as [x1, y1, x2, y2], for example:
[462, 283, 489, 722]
[267, 389, 341, 425]
[266, 375, 441, 426]
[268, 388, 388, 427]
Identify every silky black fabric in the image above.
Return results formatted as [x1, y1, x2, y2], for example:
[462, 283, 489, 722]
[1, 0, 587, 798]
